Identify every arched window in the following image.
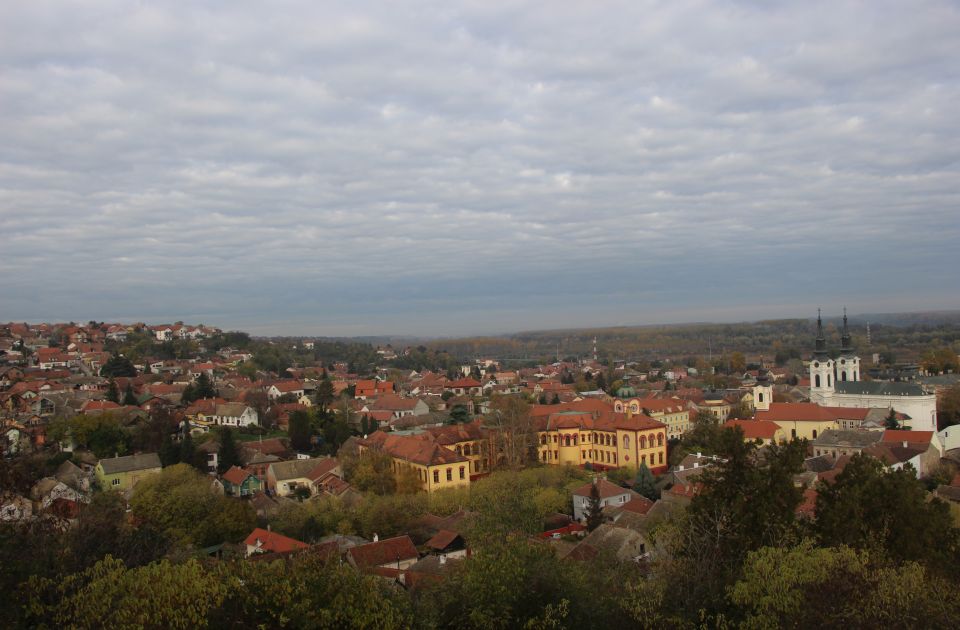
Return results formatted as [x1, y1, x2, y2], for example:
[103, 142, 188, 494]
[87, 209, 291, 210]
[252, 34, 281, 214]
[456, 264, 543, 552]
[658, 433, 664, 447]
[564, 435, 570, 447]
[812, 430, 818, 439]
[455, 446, 462, 455]
[827, 375, 832, 387]
[815, 374, 821, 387]
[841, 372, 847, 381]
[573, 434, 578, 445]
[640, 435, 647, 449]
[758, 392, 764, 402]
[623, 435, 629, 449]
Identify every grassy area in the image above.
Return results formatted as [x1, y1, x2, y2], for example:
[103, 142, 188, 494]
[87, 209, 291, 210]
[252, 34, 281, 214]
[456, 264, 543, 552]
[235, 429, 288, 442]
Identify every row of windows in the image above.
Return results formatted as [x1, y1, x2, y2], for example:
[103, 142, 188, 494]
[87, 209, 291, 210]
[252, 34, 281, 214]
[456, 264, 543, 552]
[540, 432, 666, 449]
[430, 467, 467, 483]
[540, 449, 665, 467]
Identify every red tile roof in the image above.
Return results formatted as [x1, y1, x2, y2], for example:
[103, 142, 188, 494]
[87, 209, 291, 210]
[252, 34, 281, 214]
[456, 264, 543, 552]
[880, 430, 934, 445]
[244, 528, 308, 554]
[723, 419, 783, 440]
[572, 478, 630, 499]
[621, 497, 655, 515]
[347, 536, 418, 568]
[425, 529, 461, 550]
[757, 403, 869, 423]
[222, 465, 252, 486]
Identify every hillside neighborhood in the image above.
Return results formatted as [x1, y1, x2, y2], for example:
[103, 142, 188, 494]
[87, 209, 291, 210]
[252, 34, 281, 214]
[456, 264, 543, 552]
[2, 318, 960, 627]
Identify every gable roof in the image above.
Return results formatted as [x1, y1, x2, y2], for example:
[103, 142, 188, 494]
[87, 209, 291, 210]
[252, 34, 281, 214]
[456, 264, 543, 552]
[347, 535, 418, 568]
[834, 381, 927, 396]
[880, 430, 934, 445]
[723, 419, 783, 440]
[757, 403, 870, 423]
[244, 528, 308, 554]
[572, 478, 630, 499]
[222, 465, 254, 486]
[98, 453, 161, 475]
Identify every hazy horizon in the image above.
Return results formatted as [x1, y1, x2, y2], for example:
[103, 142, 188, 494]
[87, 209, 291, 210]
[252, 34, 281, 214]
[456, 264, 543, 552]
[3, 1, 959, 336]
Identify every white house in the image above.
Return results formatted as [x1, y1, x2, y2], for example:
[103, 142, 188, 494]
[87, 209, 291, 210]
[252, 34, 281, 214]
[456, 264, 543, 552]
[200, 403, 259, 427]
[572, 478, 637, 522]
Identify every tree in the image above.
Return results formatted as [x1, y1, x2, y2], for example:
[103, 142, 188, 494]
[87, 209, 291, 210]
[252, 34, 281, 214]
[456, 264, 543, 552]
[595, 371, 607, 391]
[585, 481, 604, 531]
[194, 372, 217, 399]
[288, 410, 313, 452]
[129, 464, 255, 547]
[814, 453, 959, 573]
[99, 353, 137, 378]
[938, 383, 960, 429]
[489, 395, 534, 469]
[122, 383, 138, 406]
[179, 431, 201, 471]
[884, 408, 900, 429]
[181, 382, 197, 404]
[314, 377, 335, 411]
[349, 449, 396, 495]
[106, 378, 120, 404]
[448, 405, 469, 424]
[632, 463, 658, 501]
[730, 351, 746, 373]
[159, 433, 180, 467]
[550, 393, 561, 405]
[217, 427, 240, 473]
[730, 541, 960, 629]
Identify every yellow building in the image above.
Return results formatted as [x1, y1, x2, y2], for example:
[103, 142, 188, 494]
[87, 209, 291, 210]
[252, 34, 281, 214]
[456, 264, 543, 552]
[357, 431, 471, 493]
[95, 453, 162, 492]
[756, 403, 869, 441]
[423, 420, 491, 478]
[700, 395, 732, 421]
[615, 397, 691, 440]
[534, 411, 669, 475]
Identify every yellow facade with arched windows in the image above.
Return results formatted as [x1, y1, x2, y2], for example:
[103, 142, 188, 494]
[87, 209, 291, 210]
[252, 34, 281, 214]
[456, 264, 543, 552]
[535, 415, 668, 474]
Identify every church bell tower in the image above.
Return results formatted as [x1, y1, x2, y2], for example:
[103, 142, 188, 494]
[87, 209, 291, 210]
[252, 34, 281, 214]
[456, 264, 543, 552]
[836, 308, 860, 383]
[809, 309, 835, 404]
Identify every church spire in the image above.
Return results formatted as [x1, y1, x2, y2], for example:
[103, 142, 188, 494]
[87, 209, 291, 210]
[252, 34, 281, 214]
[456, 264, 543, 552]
[840, 307, 853, 355]
[814, 308, 828, 359]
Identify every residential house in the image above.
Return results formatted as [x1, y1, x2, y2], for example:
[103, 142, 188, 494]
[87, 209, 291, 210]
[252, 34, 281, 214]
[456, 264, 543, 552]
[244, 527, 309, 557]
[422, 420, 491, 478]
[266, 457, 340, 497]
[812, 429, 883, 459]
[355, 379, 395, 400]
[572, 478, 638, 522]
[363, 395, 430, 419]
[347, 535, 420, 572]
[94, 453, 162, 492]
[222, 466, 262, 497]
[424, 529, 468, 559]
[199, 403, 259, 427]
[445, 378, 483, 397]
[267, 380, 305, 400]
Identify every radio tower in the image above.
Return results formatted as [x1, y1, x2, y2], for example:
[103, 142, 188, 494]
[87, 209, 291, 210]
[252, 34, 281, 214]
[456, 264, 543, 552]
[592, 337, 598, 362]
[866, 322, 871, 346]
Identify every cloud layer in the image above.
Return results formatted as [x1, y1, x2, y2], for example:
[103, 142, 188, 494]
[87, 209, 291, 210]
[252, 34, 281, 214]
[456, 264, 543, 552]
[1, 1, 959, 335]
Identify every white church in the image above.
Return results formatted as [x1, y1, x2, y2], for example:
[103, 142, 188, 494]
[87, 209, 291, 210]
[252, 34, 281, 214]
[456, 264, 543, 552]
[807, 310, 938, 432]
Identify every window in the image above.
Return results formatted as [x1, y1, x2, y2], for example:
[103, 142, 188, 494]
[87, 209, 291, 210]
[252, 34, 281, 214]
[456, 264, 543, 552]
[758, 392, 764, 402]
[582, 450, 586, 459]
[446, 468, 452, 481]
[658, 433, 664, 447]
[111, 478, 120, 486]
[815, 374, 821, 387]
[827, 375, 832, 387]
[459, 466, 465, 480]
[791, 429, 797, 439]
[640, 436, 647, 449]
[623, 435, 629, 449]
[620, 495, 625, 503]
[659, 452, 663, 464]
[433, 470, 439, 483]
[842, 372, 847, 381]
[812, 430, 818, 439]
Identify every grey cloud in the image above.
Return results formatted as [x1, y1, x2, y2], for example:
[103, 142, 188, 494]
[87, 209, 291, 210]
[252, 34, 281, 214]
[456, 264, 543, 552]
[1, 1, 959, 335]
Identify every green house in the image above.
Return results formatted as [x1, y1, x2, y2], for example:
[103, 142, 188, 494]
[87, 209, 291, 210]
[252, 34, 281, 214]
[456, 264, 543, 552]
[222, 466, 262, 497]
[95, 453, 162, 492]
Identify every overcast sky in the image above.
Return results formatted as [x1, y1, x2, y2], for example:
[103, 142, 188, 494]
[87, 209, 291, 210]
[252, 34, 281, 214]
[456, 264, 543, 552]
[2, 1, 959, 336]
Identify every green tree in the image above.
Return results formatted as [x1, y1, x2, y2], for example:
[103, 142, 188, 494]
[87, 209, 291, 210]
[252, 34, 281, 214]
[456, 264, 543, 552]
[814, 453, 960, 573]
[585, 481, 604, 531]
[288, 410, 313, 452]
[99, 353, 137, 377]
[730, 541, 960, 629]
[884, 408, 900, 429]
[938, 383, 960, 429]
[159, 432, 180, 467]
[179, 431, 202, 471]
[180, 382, 197, 404]
[349, 449, 396, 495]
[217, 427, 240, 473]
[105, 378, 120, 404]
[122, 382, 138, 406]
[448, 404, 469, 424]
[194, 372, 217, 399]
[314, 376, 335, 411]
[632, 463, 658, 501]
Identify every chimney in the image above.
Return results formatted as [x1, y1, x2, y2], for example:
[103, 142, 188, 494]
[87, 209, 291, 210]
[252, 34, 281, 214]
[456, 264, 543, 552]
[267, 524, 271, 532]
[678, 465, 684, 471]
[696, 451, 701, 458]
[373, 533, 379, 542]
[439, 555, 447, 565]
[693, 463, 698, 469]
[902, 441, 908, 448]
